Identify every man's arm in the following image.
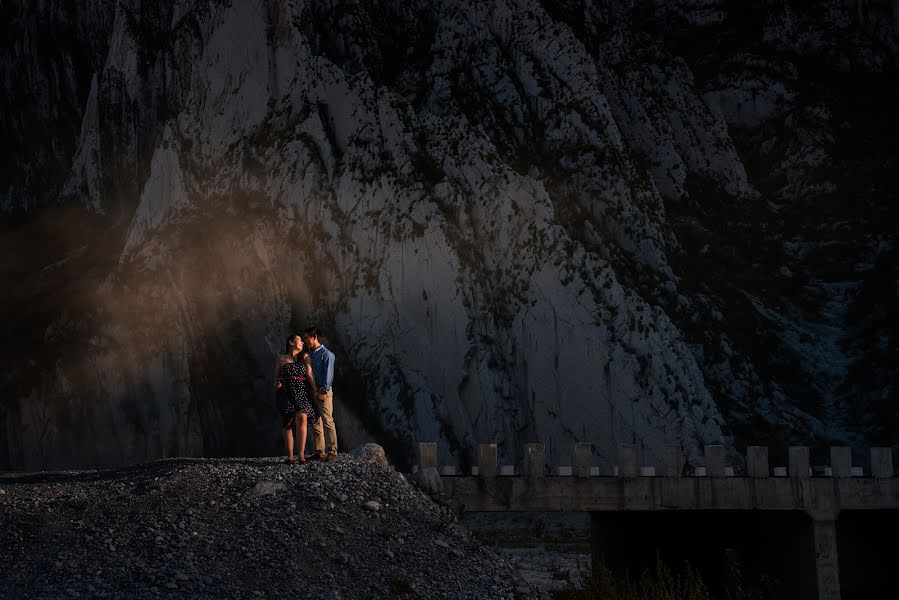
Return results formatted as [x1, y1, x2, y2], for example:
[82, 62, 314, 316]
[320, 350, 334, 392]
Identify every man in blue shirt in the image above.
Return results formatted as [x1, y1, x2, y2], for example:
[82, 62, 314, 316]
[303, 327, 338, 461]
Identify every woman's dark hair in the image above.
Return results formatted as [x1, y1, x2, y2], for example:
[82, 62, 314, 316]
[285, 334, 300, 354]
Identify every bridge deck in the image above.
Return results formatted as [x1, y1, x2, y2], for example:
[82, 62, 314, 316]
[417, 442, 898, 519]
[419, 442, 896, 600]
[441, 475, 898, 516]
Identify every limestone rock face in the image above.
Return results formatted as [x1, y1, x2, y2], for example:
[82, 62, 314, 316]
[1, 0, 897, 469]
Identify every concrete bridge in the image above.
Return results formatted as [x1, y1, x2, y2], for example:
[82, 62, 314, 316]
[413, 442, 898, 600]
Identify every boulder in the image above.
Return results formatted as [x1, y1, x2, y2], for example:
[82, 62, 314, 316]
[410, 467, 442, 495]
[349, 443, 388, 467]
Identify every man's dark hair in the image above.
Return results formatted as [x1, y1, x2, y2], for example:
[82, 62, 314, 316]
[303, 326, 321, 339]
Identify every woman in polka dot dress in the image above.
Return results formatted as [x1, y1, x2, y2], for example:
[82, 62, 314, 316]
[274, 334, 320, 463]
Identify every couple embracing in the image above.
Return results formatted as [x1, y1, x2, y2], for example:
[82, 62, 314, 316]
[274, 327, 338, 464]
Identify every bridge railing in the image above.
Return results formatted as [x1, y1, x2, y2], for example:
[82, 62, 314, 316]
[412, 443, 896, 479]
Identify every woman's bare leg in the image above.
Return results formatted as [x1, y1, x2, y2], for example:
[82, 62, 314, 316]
[282, 424, 295, 462]
[297, 413, 308, 463]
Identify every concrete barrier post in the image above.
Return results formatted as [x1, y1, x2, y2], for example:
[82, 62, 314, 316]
[617, 444, 636, 478]
[871, 447, 894, 478]
[746, 446, 769, 478]
[418, 442, 437, 469]
[789, 446, 811, 479]
[662, 445, 683, 478]
[813, 519, 842, 600]
[524, 443, 545, 479]
[574, 443, 592, 478]
[478, 443, 497, 479]
[831, 447, 852, 478]
[705, 445, 726, 478]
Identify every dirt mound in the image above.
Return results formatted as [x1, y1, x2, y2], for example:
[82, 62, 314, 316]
[0, 453, 532, 599]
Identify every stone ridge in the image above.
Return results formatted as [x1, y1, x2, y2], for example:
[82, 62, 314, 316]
[2, 0, 897, 471]
[0, 453, 533, 599]
[1, 0, 730, 471]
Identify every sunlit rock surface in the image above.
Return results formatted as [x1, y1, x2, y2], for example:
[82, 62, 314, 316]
[1, 0, 896, 469]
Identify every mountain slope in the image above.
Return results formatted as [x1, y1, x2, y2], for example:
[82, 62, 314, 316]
[2, 0, 896, 469]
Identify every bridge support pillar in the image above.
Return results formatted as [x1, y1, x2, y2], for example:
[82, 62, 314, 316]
[588, 512, 608, 575]
[574, 443, 592, 478]
[524, 444, 545, 479]
[617, 444, 636, 478]
[478, 444, 497, 479]
[813, 518, 841, 600]
[418, 442, 437, 469]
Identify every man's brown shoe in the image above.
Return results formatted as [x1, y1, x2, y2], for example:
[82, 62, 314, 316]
[312, 453, 327, 461]
[325, 452, 338, 461]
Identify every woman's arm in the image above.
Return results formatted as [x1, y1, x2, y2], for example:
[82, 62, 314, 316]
[274, 357, 284, 390]
[304, 354, 318, 396]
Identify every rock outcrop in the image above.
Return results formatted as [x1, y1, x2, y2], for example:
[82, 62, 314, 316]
[1, 0, 896, 469]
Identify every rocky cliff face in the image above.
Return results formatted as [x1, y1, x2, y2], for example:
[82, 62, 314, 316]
[2, 0, 897, 469]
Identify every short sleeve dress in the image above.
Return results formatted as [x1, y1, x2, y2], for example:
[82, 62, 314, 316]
[276, 360, 320, 429]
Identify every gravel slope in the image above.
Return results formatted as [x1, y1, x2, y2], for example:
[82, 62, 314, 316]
[0, 454, 534, 599]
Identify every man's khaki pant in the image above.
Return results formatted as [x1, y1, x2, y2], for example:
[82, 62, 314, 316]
[312, 389, 338, 455]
